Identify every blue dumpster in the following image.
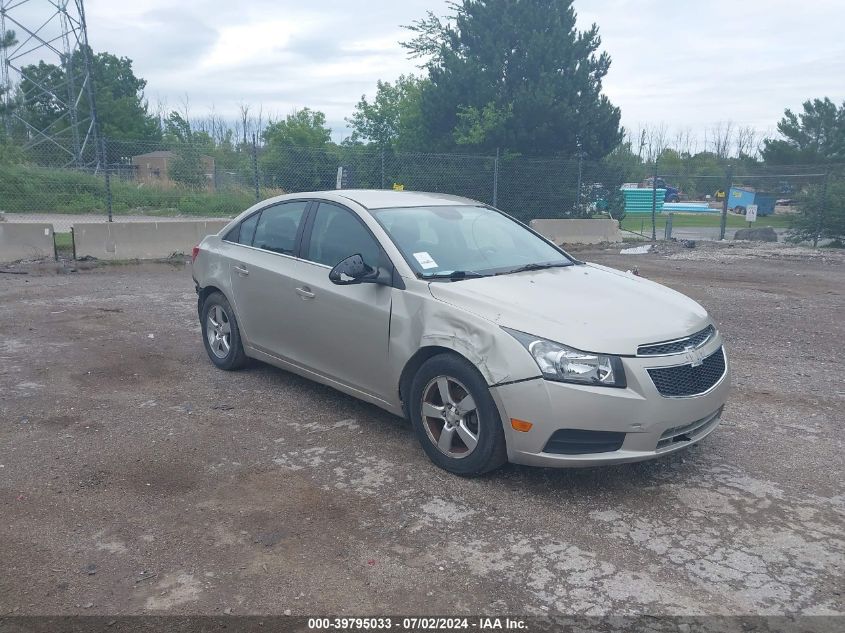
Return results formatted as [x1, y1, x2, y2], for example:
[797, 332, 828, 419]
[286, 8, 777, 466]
[728, 187, 777, 216]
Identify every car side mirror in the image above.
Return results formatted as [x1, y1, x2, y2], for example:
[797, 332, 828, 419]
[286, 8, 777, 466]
[329, 254, 381, 285]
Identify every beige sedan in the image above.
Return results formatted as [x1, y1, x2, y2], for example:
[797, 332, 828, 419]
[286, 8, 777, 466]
[192, 190, 730, 475]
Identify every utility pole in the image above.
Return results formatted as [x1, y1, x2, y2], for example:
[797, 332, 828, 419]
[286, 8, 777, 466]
[251, 133, 260, 202]
[651, 164, 658, 241]
[493, 147, 499, 207]
[814, 170, 829, 248]
[720, 164, 733, 240]
[0, 0, 100, 167]
[574, 139, 583, 217]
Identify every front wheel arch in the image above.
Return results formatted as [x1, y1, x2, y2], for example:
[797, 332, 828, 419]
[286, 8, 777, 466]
[399, 346, 481, 420]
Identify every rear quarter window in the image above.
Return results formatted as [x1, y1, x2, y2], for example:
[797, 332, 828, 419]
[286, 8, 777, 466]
[225, 212, 260, 246]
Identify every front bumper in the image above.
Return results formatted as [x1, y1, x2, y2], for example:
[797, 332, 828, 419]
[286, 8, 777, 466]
[490, 337, 730, 467]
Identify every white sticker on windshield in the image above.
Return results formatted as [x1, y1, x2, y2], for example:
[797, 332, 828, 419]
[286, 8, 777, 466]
[413, 251, 438, 269]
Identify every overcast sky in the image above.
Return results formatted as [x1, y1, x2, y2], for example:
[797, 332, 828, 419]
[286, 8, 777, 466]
[13, 0, 845, 143]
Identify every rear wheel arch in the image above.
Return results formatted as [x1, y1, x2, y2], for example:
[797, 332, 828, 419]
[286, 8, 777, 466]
[198, 284, 240, 319]
[197, 285, 248, 343]
[197, 285, 223, 315]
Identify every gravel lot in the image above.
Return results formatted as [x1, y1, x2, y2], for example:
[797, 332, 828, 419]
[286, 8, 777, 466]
[1, 242, 843, 616]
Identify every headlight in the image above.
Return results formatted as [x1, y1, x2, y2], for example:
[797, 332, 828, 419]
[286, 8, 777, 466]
[504, 328, 626, 388]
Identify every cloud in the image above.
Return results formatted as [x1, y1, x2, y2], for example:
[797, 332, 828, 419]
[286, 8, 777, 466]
[577, 0, 845, 134]
[10, 0, 843, 142]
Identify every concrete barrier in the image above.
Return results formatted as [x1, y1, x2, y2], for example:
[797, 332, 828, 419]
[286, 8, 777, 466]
[529, 218, 622, 245]
[0, 223, 55, 262]
[72, 220, 229, 260]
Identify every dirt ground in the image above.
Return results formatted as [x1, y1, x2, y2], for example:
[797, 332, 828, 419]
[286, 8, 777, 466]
[1, 242, 843, 617]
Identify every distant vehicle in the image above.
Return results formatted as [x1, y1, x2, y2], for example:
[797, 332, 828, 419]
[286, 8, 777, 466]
[726, 186, 777, 216]
[642, 177, 682, 203]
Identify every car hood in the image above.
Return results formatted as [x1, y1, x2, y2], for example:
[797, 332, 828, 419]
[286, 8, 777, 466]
[426, 263, 710, 356]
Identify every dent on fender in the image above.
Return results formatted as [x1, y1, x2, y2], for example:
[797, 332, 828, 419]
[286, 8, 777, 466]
[389, 285, 518, 387]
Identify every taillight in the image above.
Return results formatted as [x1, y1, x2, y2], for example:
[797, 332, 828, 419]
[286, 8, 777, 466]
[191, 245, 201, 263]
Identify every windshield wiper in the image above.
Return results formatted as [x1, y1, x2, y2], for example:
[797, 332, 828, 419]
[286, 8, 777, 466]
[420, 270, 487, 281]
[495, 262, 571, 276]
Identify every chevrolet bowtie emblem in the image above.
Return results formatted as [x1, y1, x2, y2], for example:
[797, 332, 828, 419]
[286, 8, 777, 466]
[685, 344, 705, 367]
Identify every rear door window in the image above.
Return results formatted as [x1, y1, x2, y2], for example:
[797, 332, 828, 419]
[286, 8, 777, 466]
[251, 201, 308, 254]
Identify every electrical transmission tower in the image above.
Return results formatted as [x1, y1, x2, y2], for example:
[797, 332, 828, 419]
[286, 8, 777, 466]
[0, 0, 100, 168]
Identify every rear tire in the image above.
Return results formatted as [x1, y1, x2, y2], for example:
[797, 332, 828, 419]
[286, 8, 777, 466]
[409, 353, 507, 476]
[201, 291, 247, 370]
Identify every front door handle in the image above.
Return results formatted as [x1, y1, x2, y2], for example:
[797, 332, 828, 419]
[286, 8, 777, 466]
[295, 286, 315, 300]
[233, 265, 249, 277]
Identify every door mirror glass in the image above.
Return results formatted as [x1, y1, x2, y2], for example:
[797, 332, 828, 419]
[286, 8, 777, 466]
[329, 254, 379, 285]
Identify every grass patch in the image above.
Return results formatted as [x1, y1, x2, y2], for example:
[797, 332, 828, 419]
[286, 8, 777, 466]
[620, 212, 792, 233]
[0, 164, 264, 216]
[54, 231, 73, 257]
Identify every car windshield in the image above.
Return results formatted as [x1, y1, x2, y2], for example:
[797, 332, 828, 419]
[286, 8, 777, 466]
[371, 205, 573, 278]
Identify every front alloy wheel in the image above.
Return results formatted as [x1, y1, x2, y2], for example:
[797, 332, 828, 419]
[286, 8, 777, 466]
[421, 376, 479, 458]
[409, 353, 507, 476]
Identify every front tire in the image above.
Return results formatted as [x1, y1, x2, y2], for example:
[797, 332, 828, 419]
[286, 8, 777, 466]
[201, 291, 247, 370]
[409, 353, 507, 476]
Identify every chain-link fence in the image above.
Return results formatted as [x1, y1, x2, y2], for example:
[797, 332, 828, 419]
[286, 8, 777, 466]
[1, 136, 842, 246]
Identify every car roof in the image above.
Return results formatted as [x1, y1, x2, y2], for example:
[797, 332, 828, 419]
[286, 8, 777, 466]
[294, 189, 482, 210]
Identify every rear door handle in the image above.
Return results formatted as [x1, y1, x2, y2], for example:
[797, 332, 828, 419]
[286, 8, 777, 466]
[233, 265, 249, 277]
[295, 286, 315, 300]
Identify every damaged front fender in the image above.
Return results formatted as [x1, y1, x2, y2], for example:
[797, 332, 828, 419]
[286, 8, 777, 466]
[388, 282, 541, 396]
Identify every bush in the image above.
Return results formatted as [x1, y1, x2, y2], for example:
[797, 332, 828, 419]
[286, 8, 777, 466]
[0, 164, 258, 216]
[788, 178, 845, 244]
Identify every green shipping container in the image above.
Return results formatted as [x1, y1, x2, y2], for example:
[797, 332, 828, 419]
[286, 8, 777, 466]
[622, 188, 666, 213]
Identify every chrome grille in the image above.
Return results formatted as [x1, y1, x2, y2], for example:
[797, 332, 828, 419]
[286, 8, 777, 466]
[638, 325, 715, 357]
[647, 347, 726, 397]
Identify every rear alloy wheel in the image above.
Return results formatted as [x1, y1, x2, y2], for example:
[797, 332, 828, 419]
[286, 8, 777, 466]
[409, 354, 507, 475]
[207, 304, 232, 359]
[201, 291, 247, 370]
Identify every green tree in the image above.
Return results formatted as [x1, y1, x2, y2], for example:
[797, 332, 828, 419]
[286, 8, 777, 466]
[263, 108, 332, 147]
[16, 48, 160, 143]
[789, 178, 845, 244]
[402, 0, 622, 157]
[164, 112, 208, 189]
[603, 140, 645, 183]
[453, 102, 512, 148]
[346, 75, 427, 150]
[762, 98, 845, 165]
[0, 138, 24, 165]
[91, 51, 161, 141]
[261, 108, 336, 191]
[0, 30, 19, 134]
